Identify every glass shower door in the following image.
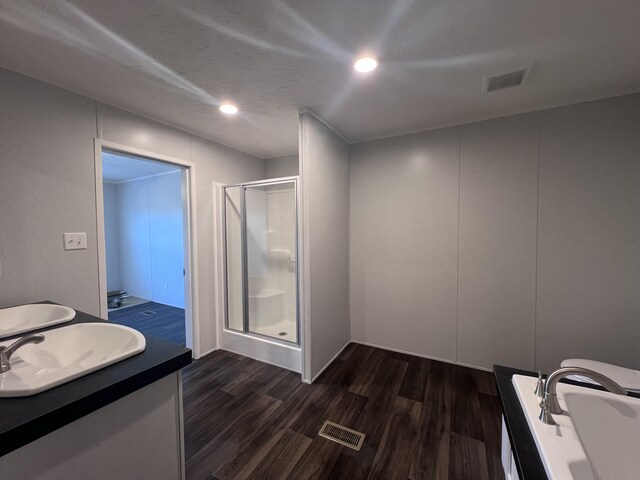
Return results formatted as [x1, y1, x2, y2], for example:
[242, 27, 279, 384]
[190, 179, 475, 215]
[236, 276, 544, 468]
[223, 179, 298, 345]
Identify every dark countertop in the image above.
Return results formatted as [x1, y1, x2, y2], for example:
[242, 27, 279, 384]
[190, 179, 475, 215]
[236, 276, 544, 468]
[494, 365, 548, 480]
[495, 364, 640, 480]
[0, 302, 192, 457]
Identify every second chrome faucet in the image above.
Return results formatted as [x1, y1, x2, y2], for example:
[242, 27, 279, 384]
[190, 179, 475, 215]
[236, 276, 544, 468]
[538, 366, 627, 425]
[0, 333, 45, 373]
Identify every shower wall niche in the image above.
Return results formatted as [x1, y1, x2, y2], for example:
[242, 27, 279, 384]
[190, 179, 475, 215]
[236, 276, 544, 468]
[223, 178, 298, 345]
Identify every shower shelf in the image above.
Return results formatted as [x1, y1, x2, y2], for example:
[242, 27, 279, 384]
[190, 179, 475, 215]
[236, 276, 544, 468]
[248, 289, 284, 299]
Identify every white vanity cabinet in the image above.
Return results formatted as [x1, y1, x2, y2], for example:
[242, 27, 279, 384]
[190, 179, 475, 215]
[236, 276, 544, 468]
[0, 372, 186, 480]
[502, 416, 521, 480]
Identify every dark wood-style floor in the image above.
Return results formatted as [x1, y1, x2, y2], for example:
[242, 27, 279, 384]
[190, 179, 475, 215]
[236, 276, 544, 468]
[108, 301, 186, 345]
[182, 343, 504, 480]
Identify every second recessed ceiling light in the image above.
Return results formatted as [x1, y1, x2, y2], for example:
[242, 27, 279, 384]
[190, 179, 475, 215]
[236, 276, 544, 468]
[220, 103, 238, 114]
[354, 56, 378, 73]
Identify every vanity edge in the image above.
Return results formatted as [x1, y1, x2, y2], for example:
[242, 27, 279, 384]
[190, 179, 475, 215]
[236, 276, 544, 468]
[0, 301, 192, 457]
[494, 365, 549, 480]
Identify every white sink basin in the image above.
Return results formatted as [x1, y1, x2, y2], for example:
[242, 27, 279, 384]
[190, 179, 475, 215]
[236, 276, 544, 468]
[0, 304, 76, 339]
[513, 374, 640, 479]
[0, 323, 145, 397]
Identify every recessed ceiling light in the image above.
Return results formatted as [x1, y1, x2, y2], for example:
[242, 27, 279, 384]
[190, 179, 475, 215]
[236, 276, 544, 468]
[219, 103, 238, 114]
[354, 56, 378, 73]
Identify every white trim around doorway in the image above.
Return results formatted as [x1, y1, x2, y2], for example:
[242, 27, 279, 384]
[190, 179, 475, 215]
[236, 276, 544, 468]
[93, 139, 201, 358]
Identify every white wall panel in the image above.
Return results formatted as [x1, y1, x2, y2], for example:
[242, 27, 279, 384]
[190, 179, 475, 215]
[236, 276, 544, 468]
[117, 179, 153, 300]
[458, 114, 539, 370]
[350, 128, 460, 363]
[266, 154, 299, 178]
[536, 95, 640, 372]
[0, 69, 99, 314]
[300, 111, 350, 380]
[103, 182, 122, 293]
[351, 93, 640, 372]
[97, 103, 192, 161]
[149, 171, 185, 308]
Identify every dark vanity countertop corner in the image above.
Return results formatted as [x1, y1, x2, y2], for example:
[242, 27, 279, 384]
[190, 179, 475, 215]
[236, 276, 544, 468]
[0, 302, 192, 458]
[493, 365, 549, 480]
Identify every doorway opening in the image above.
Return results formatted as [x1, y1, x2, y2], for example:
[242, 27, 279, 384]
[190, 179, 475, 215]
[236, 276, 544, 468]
[95, 143, 198, 353]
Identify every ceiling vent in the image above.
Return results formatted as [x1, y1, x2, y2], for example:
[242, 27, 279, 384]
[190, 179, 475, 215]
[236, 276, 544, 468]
[483, 68, 530, 93]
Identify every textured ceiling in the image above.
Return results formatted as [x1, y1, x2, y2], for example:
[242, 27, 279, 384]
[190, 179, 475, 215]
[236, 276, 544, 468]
[1, 1, 639, 158]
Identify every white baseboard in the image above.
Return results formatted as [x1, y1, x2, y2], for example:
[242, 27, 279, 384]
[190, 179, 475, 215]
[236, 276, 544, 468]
[304, 340, 352, 384]
[350, 340, 493, 373]
[201, 338, 491, 383]
[195, 346, 218, 360]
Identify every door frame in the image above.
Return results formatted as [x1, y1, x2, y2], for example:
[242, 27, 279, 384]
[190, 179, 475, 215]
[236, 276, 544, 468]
[93, 139, 201, 358]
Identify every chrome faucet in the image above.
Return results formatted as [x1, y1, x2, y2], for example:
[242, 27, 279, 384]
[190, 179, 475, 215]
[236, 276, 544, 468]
[538, 366, 627, 425]
[0, 334, 45, 373]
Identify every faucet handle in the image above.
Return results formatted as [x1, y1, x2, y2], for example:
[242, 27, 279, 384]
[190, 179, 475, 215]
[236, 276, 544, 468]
[539, 394, 557, 425]
[534, 370, 545, 398]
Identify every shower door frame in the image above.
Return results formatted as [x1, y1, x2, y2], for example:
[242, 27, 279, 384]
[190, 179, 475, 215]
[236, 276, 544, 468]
[221, 176, 301, 347]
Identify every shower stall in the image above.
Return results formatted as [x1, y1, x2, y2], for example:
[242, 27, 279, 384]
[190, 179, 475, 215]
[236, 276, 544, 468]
[220, 177, 300, 369]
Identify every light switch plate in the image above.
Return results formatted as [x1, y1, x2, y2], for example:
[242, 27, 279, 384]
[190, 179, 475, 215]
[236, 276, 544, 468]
[64, 232, 87, 250]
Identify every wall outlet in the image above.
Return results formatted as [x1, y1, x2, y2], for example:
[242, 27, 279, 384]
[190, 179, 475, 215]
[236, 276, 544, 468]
[64, 232, 87, 250]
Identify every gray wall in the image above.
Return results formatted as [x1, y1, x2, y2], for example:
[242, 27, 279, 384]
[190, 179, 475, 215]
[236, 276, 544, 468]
[265, 154, 299, 178]
[536, 95, 640, 372]
[350, 93, 640, 372]
[147, 172, 185, 308]
[350, 128, 460, 363]
[114, 178, 153, 301]
[0, 67, 265, 355]
[457, 114, 539, 370]
[300, 111, 351, 380]
[103, 182, 121, 292]
[0, 69, 99, 314]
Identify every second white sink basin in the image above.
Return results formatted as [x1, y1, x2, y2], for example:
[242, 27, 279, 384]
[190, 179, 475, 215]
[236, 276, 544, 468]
[0, 304, 76, 339]
[513, 374, 640, 479]
[0, 323, 146, 397]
